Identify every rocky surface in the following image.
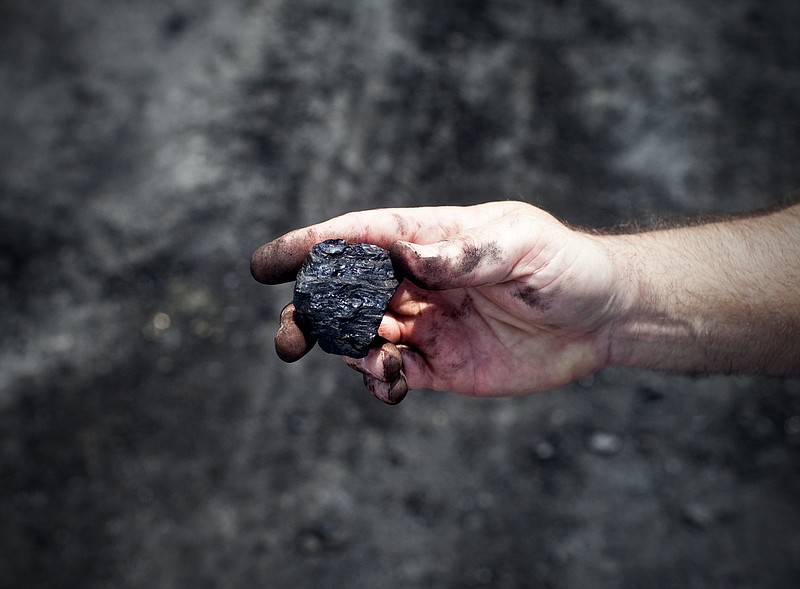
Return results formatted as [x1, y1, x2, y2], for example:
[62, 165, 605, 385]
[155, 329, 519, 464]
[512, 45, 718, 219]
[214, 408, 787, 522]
[1, 1, 799, 588]
[294, 239, 398, 358]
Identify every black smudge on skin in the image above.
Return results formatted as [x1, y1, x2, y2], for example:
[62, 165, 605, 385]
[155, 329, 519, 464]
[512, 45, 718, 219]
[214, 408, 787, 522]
[457, 241, 501, 275]
[444, 294, 473, 320]
[514, 285, 552, 312]
[390, 241, 504, 290]
[363, 373, 408, 405]
[458, 244, 483, 274]
[389, 242, 450, 290]
[382, 345, 403, 382]
[392, 213, 409, 236]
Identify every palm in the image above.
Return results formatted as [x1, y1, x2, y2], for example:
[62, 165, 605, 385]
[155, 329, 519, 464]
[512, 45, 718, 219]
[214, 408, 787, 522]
[384, 232, 618, 396]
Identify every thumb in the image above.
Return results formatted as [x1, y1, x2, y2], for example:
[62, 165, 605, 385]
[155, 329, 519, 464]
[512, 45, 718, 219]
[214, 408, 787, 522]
[389, 233, 508, 290]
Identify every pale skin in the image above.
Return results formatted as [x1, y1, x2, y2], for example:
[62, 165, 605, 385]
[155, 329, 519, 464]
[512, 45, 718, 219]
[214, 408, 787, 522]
[250, 201, 800, 404]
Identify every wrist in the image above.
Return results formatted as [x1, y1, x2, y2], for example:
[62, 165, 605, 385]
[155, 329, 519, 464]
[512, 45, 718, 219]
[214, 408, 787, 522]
[594, 233, 699, 370]
[583, 205, 800, 376]
[595, 217, 800, 375]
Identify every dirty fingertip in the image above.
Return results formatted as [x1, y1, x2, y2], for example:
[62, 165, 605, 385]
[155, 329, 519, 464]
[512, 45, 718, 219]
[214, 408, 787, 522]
[363, 373, 408, 405]
[387, 241, 418, 281]
[250, 234, 310, 284]
[387, 372, 408, 404]
[379, 341, 403, 382]
[274, 303, 315, 362]
[389, 240, 462, 291]
[344, 341, 402, 383]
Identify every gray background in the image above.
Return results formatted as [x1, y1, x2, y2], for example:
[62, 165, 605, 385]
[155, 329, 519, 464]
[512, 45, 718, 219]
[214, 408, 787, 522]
[2, 0, 799, 587]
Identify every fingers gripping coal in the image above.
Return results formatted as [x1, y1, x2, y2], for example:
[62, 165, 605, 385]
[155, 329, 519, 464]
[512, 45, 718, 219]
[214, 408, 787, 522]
[273, 235, 503, 404]
[343, 340, 408, 404]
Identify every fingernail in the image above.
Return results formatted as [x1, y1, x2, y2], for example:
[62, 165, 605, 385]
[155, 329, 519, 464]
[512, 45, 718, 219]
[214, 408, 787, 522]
[408, 241, 441, 257]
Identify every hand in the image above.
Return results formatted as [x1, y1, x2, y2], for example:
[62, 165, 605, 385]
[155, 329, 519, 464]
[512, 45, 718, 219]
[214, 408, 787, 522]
[251, 201, 625, 404]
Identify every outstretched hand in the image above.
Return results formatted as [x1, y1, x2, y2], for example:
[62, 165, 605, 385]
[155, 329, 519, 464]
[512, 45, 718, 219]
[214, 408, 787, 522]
[251, 201, 625, 404]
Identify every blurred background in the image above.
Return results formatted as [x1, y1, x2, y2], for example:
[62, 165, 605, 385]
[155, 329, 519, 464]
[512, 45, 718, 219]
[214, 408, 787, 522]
[1, 0, 799, 587]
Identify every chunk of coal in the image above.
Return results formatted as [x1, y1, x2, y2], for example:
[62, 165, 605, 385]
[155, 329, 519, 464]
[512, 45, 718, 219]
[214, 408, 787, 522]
[293, 239, 399, 358]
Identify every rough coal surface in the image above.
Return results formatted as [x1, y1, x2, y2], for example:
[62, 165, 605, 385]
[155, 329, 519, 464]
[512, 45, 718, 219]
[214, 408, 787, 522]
[293, 240, 399, 358]
[2, 1, 800, 589]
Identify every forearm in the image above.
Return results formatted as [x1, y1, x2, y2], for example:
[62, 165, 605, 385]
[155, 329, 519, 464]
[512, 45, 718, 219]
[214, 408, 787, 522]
[600, 204, 800, 375]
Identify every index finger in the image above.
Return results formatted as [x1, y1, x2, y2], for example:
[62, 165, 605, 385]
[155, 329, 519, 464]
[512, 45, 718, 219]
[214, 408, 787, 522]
[250, 205, 471, 284]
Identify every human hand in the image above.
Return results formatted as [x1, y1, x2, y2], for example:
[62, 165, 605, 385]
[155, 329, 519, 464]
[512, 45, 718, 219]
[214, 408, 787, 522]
[250, 201, 625, 404]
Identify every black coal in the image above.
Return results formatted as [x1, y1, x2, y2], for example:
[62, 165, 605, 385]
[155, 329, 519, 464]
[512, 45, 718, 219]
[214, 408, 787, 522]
[293, 239, 399, 358]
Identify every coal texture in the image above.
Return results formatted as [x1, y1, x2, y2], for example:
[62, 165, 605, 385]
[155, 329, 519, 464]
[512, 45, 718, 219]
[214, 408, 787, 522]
[293, 240, 399, 358]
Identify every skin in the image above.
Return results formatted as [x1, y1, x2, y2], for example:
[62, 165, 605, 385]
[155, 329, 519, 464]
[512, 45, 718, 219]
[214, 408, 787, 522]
[251, 201, 800, 404]
[603, 203, 800, 376]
